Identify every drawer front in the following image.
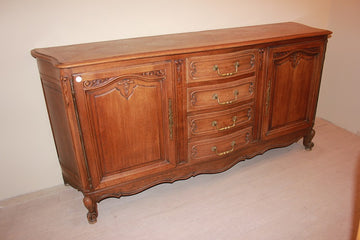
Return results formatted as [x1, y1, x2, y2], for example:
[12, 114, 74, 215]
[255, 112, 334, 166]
[186, 50, 256, 83]
[188, 104, 253, 138]
[187, 77, 255, 112]
[189, 126, 253, 162]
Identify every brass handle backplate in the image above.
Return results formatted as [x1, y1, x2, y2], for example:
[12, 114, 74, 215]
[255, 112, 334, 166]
[213, 62, 240, 77]
[212, 116, 237, 131]
[211, 141, 236, 156]
[265, 80, 271, 114]
[168, 98, 173, 139]
[212, 90, 239, 105]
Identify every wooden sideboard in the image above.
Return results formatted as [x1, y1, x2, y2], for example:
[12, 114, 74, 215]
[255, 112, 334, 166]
[31, 22, 332, 223]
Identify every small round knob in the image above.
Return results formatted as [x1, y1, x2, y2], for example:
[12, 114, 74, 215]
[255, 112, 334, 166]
[75, 76, 82, 82]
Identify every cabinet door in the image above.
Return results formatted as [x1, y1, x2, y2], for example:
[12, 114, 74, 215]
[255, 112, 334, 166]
[262, 41, 325, 139]
[71, 61, 176, 189]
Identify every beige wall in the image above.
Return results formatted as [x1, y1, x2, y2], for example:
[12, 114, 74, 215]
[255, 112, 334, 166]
[317, 0, 360, 135]
[0, 0, 354, 200]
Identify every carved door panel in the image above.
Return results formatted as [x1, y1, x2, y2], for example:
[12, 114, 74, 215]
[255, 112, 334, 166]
[71, 61, 176, 189]
[261, 41, 325, 139]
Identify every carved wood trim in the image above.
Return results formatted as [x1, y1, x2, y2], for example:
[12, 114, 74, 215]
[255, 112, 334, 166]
[190, 92, 197, 106]
[174, 59, 184, 83]
[273, 47, 321, 68]
[83, 77, 114, 88]
[249, 82, 255, 94]
[273, 51, 290, 59]
[258, 48, 265, 68]
[247, 107, 252, 120]
[191, 145, 198, 158]
[250, 54, 256, 67]
[82, 70, 166, 89]
[290, 52, 302, 68]
[69, 77, 94, 190]
[141, 69, 165, 77]
[275, 52, 320, 69]
[190, 120, 198, 134]
[92, 132, 304, 203]
[116, 79, 138, 100]
[189, 61, 197, 79]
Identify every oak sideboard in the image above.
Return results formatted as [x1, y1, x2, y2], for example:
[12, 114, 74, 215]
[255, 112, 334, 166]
[32, 22, 332, 223]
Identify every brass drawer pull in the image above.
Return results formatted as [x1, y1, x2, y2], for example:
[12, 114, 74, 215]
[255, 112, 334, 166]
[213, 62, 240, 77]
[212, 116, 237, 131]
[211, 141, 236, 156]
[212, 90, 239, 105]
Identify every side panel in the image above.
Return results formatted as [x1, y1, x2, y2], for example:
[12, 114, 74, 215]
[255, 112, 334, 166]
[37, 59, 82, 189]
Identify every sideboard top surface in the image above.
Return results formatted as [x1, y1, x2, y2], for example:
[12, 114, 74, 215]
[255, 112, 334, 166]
[31, 22, 331, 68]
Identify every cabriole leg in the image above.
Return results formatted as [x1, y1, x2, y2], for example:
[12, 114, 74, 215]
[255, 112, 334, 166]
[303, 129, 315, 151]
[83, 196, 98, 224]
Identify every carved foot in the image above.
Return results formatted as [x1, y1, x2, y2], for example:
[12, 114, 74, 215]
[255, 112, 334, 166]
[83, 196, 98, 224]
[303, 129, 315, 151]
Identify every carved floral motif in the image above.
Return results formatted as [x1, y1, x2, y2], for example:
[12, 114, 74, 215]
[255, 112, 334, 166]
[273, 51, 290, 59]
[250, 55, 256, 67]
[245, 132, 251, 143]
[191, 146, 198, 158]
[190, 92, 197, 106]
[189, 62, 197, 79]
[117, 79, 138, 100]
[290, 52, 302, 68]
[190, 120, 198, 134]
[83, 77, 116, 88]
[82, 70, 165, 89]
[141, 69, 165, 77]
[247, 108, 252, 120]
[81, 69, 166, 100]
[248, 82, 255, 94]
[273, 47, 321, 68]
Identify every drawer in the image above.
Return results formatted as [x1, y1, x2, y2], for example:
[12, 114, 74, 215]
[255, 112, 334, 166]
[186, 50, 256, 83]
[187, 76, 255, 112]
[188, 104, 253, 138]
[189, 126, 253, 162]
